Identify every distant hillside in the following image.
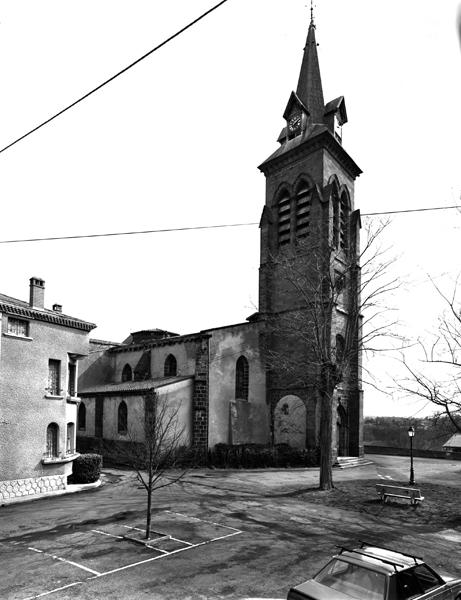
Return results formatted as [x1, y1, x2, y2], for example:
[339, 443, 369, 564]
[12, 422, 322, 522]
[364, 415, 460, 450]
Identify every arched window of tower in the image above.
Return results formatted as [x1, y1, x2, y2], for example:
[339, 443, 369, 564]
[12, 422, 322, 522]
[295, 183, 311, 240]
[277, 191, 291, 247]
[332, 188, 340, 249]
[340, 192, 350, 252]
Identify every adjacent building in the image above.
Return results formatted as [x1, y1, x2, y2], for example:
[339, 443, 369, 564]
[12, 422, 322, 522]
[0, 277, 95, 502]
[78, 16, 364, 461]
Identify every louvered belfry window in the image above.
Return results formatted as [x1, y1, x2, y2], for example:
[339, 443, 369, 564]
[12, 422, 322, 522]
[332, 190, 340, 248]
[295, 185, 311, 239]
[277, 192, 291, 247]
[340, 194, 350, 251]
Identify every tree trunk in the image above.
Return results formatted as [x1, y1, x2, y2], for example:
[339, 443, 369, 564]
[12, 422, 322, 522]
[145, 486, 152, 539]
[319, 368, 334, 490]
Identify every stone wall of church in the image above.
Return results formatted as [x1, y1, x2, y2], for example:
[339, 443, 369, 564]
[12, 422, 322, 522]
[78, 378, 193, 446]
[206, 322, 269, 447]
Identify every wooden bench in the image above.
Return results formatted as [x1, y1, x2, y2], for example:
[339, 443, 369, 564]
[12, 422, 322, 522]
[376, 484, 424, 506]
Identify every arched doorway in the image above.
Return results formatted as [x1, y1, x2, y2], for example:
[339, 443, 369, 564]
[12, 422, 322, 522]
[274, 395, 306, 448]
[337, 403, 348, 456]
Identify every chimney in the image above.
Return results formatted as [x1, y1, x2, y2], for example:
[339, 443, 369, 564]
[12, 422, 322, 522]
[29, 277, 45, 309]
[52, 304, 62, 313]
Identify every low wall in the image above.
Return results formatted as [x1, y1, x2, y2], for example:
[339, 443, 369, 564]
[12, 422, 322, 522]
[0, 474, 66, 502]
[365, 445, 461, 461]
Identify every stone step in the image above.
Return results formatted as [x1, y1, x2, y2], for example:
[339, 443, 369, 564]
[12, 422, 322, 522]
[334, 456, 374, 469]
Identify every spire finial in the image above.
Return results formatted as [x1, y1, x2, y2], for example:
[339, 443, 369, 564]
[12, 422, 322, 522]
[310, 0, 315, 26]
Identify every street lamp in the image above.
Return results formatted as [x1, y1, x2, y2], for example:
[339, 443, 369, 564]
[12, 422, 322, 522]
[408, 426, 415, 485]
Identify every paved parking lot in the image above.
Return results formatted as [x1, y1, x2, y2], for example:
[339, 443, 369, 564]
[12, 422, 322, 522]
[1, 455, 461, 599]
[2, 510, 243, 599]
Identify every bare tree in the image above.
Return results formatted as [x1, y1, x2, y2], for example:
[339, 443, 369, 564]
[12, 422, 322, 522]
[398, 277, 461, 433]
[125, 389, 187, 539]
[265, 217, 399, 490]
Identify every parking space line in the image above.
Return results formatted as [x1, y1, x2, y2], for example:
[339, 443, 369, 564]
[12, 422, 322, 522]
[208, 531, 242, 543]
[166, 510, 241, 533]
[123, 525, 145, 533]
[94, 528, 242, 578]
[146, 544, 169, 553]
[23, 581, 83, 599]
[169, 535, 194, 546]
[92, 529, 123, 539]
[27, 547, 101, 576]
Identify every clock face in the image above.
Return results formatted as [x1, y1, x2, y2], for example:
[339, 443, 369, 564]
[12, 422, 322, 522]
[288, 113, 302, 132]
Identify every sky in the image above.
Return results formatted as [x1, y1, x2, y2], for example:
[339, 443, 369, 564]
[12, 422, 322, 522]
[0, 0, 460, 418]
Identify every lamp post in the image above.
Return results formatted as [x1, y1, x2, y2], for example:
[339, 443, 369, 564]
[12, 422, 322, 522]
[408, 426, 415, 485]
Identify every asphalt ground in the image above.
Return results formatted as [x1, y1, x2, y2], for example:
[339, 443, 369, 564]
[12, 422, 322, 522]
[1, 455, 460, 600]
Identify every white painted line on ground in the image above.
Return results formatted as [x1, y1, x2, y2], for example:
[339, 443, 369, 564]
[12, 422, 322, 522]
[22, 581, 82, 600]
[145, 534, 171, 543]
[93, 529, 243, 578]
[166, 510, 242, 533]
[207, 531, 242, 543]
[169, 535, 194, 546]
[146, 544, 169, 554]
[123, 524, 145, 533]
[27, 547, 101, 576]
[92, 529, 123, 539]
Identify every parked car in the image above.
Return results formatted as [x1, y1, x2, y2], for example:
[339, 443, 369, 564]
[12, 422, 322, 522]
[287, 542, 461, 600]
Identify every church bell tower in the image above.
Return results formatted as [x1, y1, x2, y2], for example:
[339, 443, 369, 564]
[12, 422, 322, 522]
[257, 14, 364, 457]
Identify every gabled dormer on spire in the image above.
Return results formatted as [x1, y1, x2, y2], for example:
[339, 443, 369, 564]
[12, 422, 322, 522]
[282, 92, 309, 140]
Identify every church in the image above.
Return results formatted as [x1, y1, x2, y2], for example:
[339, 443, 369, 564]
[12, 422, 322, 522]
[77, 15, 363, 461]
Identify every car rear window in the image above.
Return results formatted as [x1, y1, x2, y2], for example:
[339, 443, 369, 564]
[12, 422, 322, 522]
[396, 564, 442, 598]
[314, 558, 386, 600]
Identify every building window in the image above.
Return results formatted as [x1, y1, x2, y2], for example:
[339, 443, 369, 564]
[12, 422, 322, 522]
[164, 354, 177, 377]
[340, 193, 350, 251]
[277, 191, 291, 247]
[46, 423, 59, 458]
[66, 423, 75, 454]
[7, 317, 29, 337]
[48, 360, 61, 396]
[68, 361, 77, 397]
[118, 400, 128, 434]
[235, 356, 249, 400]
[122, 364, 132, 382]
[78, 402, 86, 431]
[295, 184, 310, 240]
[332, 189, 340, 248]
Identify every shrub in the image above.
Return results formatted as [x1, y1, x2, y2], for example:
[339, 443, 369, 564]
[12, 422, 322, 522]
[71, 453, 102, 484]
[208, 443, 319, 469]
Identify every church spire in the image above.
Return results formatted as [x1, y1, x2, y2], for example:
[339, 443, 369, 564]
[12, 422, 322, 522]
[295, 12, 325, 124]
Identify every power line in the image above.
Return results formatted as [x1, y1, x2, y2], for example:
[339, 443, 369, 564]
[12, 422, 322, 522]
[0, 204, 459, 245]
[363, 205, 461, 216]
[0, 222, 257, 245]
[0, 0, 230, 156]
